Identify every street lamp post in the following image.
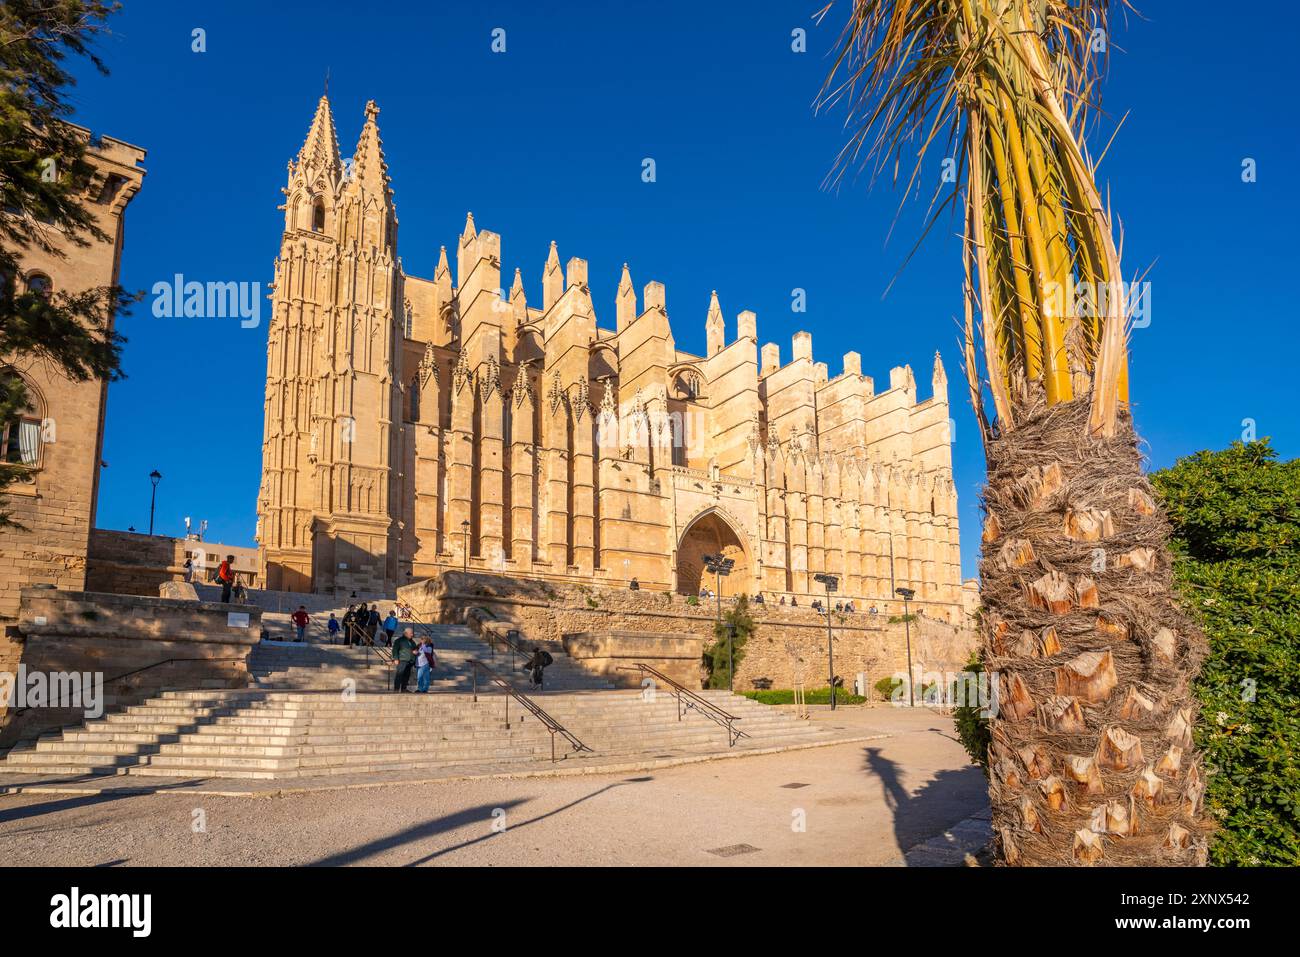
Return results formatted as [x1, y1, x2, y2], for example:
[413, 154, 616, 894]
[895, 586, 916, 707]
[461, 519, 471, 572]
[702, 554, 735, 689]
[148, 470, 162, 535]
[814, 573, 839, 710]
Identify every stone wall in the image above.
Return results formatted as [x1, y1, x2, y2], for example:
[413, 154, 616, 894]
[402, 571, 975, 692]
[0, 587, 260, 746]
[562, 631, 702, 689]
[0, 130, 145, 621]
[84, 529, 180, 597]
[84, 530, 260, 597]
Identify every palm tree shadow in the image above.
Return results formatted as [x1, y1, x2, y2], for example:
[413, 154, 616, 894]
[863, 745, 987, 863]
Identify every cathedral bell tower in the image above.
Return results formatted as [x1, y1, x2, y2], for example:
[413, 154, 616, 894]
[258, 96, 405, 595]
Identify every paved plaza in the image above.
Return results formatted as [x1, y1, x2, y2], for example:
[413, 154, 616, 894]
[0, 709, 989, 867]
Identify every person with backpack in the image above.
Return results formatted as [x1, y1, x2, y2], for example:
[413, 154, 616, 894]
[522, 646, 553, 690]
[216, 555, 237, 603]
[391, 627, 417, 692]
[291, 605, 310, 642]
[415, 636, 437, 693]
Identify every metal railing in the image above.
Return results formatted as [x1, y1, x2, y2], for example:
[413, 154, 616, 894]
[469, 659, 591, 762]
[622, 662, 749, 747]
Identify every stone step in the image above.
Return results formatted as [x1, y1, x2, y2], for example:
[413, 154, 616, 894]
[1, 673, 838, 781]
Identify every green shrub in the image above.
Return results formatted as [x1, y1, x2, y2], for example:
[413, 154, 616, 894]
[1152, 439, 1300, 866]
[873, 675, 899, 701]
[740, 687, 866, 706]
[703, 595, 754, 689]
[952, 653, 991, 775]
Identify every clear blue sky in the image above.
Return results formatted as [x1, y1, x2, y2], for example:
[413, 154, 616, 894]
[65, 1, 1297, 579]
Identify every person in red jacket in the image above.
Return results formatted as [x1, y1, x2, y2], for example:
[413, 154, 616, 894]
[216, 555, 236, 603]
[291, 606, 310, 642]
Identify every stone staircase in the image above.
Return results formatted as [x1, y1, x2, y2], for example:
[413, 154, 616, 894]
[0, 686, 836, 780]
[248, 623, 615, 693]
[191, 584, 384, 643]
[0, 590, 840, 781]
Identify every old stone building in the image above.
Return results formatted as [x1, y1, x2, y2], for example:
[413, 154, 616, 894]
[0, 127, 146, 621]
[258, 96, 963, 619]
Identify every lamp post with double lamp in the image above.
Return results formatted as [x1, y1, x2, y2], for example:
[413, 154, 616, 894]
[895, 586, 916, 707]
[148, 470, 162, 535]
[701, 554, 735, 689]
[814, 573, 839, 709]
[461, 519, 471, 573]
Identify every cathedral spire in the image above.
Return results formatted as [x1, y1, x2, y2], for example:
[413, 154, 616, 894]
[706, 289, 724, 357]
[616, 263, 636, 332]
[932, 349, 948, 402]
[542, 240, 563, 310]
[295, 94, 342, 184]
[347, 100, 393, 204]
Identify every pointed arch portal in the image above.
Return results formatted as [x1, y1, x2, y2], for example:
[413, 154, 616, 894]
[676, 510, 750, 597]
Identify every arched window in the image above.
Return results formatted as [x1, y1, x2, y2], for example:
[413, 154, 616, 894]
[0, 371, 44, 468]
[312, 199, 325, 232]
[25, 272, 52, 298]
[408, 380, 420, 422]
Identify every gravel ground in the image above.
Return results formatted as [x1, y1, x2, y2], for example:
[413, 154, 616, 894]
[0, 709, 988, 866]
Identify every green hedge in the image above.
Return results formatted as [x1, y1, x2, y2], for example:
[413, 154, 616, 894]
[740, 687, 866, 706]
[1152, 439, 1300, 866]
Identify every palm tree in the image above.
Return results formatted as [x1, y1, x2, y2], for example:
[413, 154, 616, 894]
[817, 0, 1210, 865]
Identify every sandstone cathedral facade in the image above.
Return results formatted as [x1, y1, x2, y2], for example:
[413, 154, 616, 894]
[257, 97, 964, 620]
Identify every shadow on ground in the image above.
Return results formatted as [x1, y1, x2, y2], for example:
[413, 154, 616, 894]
[863, 743, 987, 863]
[310, 777, 654, 866]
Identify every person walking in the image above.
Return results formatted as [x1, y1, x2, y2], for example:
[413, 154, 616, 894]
[392, 627, 417, 693]
[232, 575, 247, 604]
[327, 613, 340, 644]
[383, 609, 399, 643]
[522, 646, 553, 690]
[367, 604, 382, 646]
[415, 635, 437, 694]
[216, 555, 236, 603]
[291, 605, 309, 642]
[341, 605, 355, 646]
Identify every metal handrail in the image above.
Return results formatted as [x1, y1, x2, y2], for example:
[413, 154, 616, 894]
[442, 604, 528, 672]
[623, 662, 748, 747]
[469, 659, 591, 762]
[10, 656, 248, 717]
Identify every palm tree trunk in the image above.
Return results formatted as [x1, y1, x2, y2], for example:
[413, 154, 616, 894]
[980, 393, 1212, 865]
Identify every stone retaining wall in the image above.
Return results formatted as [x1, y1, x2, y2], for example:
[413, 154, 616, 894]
[0, 587, 261, 746]
[84, 529, 260, 598]
[402, 571, 976, 692]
